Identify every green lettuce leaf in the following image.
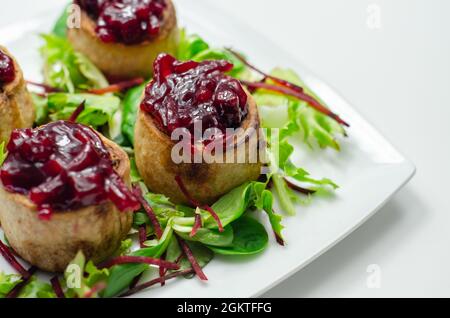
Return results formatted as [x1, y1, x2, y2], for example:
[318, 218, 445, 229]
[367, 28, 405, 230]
[18, 277, 56, 298]
[278, 140, 338, 189]
[31, 93, 49, 126]
[130, 157, 142, 183]
[201, 181, 285, 243]
[64, 251, 109, 298]
[177, 29, 247, 78]
[265, 131, 338, 216]
[46, 93, 120, 129]
[0, 272, 22, 298]
[254, 68, 345, 150]
[252, 182, 285, 241]
[40, 34, 108, 93]
[113, 239, 133, 257]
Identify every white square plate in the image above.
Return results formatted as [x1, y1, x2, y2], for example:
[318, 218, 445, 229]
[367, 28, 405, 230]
[0, 0, 415, 297]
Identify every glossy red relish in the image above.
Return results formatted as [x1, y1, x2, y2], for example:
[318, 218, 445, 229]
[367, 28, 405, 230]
[141, 54, 248, 137]
[0, 50, 15, 85]
[76, 0, 167, 44]
[0, 121, 139, 219]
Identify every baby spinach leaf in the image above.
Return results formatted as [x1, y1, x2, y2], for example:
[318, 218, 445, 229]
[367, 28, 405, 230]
[204, 182, 253, 229]
[207, 216, 268, 255]
[177, 226, 234, 247]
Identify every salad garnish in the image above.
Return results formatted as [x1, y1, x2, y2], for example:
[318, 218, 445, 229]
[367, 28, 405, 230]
[243, 80, 349, 127]
[98, 255, 180, 270]
[68, 100, 86, 122]
[26, 80, 62, 93]
[86, 77, 145, 95]
[0, 2, 352, 298]
[5, 266, 37, 298]
[0, 240, 30, 279]
[50, 276, 65, 298]
[133, 184, 164, 239]
[120, 268, 195, 297]
[175, 175, 224, 232]
[176, 236, 208, 281]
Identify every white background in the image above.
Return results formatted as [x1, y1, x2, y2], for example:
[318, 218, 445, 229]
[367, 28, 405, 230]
[1, 0, 449, 297]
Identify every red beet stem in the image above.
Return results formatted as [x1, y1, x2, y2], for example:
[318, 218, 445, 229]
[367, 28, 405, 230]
[226, 48, 305, 94]
[68, 100, 86, 122]
[202, 205, 224, 232]
[120, 268, 195, 297]
[132, 185, 163, 239]
[190, 214, 202, 237]
[6, 266, 37, 298]
[283, 177, 317, 195]
[26, 80, 62, 93]
[175, 253, 185, 265]
[87, 77, 144, 95]
[99, 256, 180, 270]
[50, 276, 65, 298]
[138, 225, 147, 248]
[176, 236, 208, 281]
[0, 240, 30, 278]
[174, 175, 201, 207]
[159, 252, 167, 287]
[83, 282, 107, 298]
[174, 175, 224, 232]
[242, 81, 349, 127]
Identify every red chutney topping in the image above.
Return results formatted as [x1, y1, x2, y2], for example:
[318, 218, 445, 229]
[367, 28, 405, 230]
[141, 54, 248, 138]
[0, 50, 15, 86]
[76, 0, 167, 45]
[0, 121, 139, 219]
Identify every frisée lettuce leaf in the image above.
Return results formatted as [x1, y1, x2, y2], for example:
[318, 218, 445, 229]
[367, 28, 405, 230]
[0, 272, 22, 298]
[255, 68, 346, 151]
[46, 93, 120, 130]
[40, 34, 108, 93]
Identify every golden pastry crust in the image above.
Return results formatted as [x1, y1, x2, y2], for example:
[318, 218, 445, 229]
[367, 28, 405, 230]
[67, 0, 178, 79]
[0, 136, 133, 273]
[134, 91, 263, 205]
[0, 46, 34, 144]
